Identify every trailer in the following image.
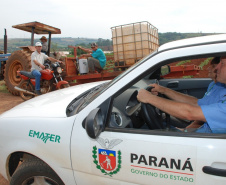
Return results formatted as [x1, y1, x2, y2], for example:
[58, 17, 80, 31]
[62, 21, 160, 84]
[64, 46, 122, 85]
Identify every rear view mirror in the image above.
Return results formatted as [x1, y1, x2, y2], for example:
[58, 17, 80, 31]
[85, 108, 103, 139]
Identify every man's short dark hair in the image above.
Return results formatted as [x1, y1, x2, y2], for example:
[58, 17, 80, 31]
[211, 57, 221, 65]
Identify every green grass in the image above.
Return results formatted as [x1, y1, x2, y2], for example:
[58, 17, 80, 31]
[66, 54, 75, 57]
[199, 57, 213, 69]
[0, 80, 8, 93]
[105, 53, 114, 56]
[176, 60, 191, 66]
[182, 75, 194, 79]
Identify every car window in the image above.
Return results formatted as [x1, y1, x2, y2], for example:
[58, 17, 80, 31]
[107, 56, 226, 136]
[165, 57, 213, 79]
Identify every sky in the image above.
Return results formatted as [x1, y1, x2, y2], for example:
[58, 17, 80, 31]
[0, 0, 225, 40]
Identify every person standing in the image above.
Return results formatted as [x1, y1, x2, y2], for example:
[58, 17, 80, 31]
[31, 42, 61, 95]
[78, 43, 106, 73]
[40, 36, 48, 54]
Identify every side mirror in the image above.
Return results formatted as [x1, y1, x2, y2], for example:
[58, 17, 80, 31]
[85, 108, 103, 139]
[161, 65, 170, 76]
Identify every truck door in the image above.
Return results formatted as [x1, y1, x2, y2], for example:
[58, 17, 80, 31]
[91, 130, 226, 185]
[71, 98, 226, 185]
[70, 42, 226, 185]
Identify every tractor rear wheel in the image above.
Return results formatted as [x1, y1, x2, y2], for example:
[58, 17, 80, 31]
[4, 50, 31, 95]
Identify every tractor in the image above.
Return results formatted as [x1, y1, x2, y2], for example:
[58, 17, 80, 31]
[3, 21, 61, 95]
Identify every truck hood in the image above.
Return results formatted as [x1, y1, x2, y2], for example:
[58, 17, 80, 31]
[0, 81, 107, 118]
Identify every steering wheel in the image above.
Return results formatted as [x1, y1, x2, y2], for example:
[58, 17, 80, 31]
[141, 86, 166, 130]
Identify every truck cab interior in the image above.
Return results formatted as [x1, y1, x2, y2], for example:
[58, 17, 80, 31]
[108, 57, 213, 132]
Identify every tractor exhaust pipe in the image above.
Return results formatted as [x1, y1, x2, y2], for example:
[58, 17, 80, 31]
[14, 86, 37, 96]
[4, 29, 7, 54]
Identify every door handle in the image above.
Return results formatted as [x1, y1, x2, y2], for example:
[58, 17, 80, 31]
[167, 81, 179, 88]
[203, 166, 226, 177]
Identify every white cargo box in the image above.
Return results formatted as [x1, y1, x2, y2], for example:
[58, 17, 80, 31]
[111, 21, 159, 67]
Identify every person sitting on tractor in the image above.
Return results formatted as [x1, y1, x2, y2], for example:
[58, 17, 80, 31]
[31, 42, 62, 95]
[78, 43, 106, 73]
[40, 36, 48, 54]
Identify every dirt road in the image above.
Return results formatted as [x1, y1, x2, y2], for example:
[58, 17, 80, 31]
[0, 92, 23, 185]
[0, 92, 23, 115]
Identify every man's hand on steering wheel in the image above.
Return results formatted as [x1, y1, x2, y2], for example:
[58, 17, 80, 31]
[148, 83, 166, 96]
[137, 84, 161, 101]
[137, 84, 168, 130]
[137, 88, 153, 103]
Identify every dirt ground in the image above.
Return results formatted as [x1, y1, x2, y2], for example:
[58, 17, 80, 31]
[0, 90, 23, 185]
[0, 92, 23, 115]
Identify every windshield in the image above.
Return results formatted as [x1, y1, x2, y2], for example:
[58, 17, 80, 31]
[109, 51, 158, 84]
[77, 82, 110, 112]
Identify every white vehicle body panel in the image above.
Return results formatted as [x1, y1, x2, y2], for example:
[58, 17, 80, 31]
[158, 34, 226, 52]
[1, 34, 226, 184]
[0, 81, 107, 184]
[0, 116, 77, 184]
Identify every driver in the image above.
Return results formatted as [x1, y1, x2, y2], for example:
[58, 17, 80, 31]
[137, 56, 226, 133]
[31, 42, 62, 95]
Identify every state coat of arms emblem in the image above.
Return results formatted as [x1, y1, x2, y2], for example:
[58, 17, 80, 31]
[92, 137, 122, 177]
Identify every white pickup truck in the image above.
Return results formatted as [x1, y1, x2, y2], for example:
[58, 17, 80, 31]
[0, 34, 226, 185]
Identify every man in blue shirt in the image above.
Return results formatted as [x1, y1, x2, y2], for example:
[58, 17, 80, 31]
[137, 56, 226, 133]
[78, 43, 106, 73]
